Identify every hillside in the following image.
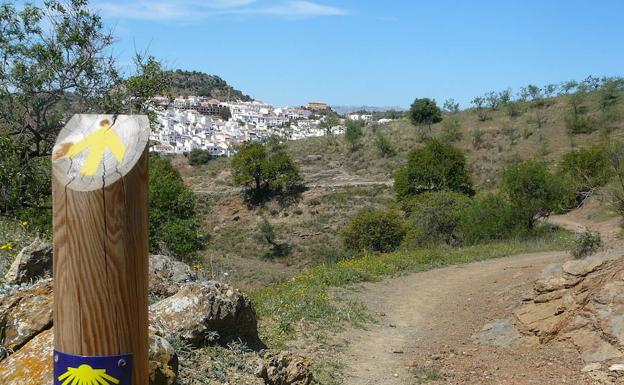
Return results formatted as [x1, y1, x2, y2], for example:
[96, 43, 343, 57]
[181, 86, 624, 290]
[168, 69, 252, 101]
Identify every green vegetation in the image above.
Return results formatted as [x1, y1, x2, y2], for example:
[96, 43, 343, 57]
[394, 139, 474, 202]
[149, 155, 205, 261]
[571, 230, 602, 259]
[167, 69, 251, 101]
[502, 160, 573, 229]
[344, 119, 365, 150]
[187, 149, 213, 166]
[231, 142, 302, 202]
[341, 209, 406, 253]
[457, 193, 519, 244]
[560, 144, 613, 199]
[252, 229, 573, 346]
[402, 191, 471, 247]
[409, 98, 443, 128]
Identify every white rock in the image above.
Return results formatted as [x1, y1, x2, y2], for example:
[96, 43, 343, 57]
[608, 364, 624, 371]
[581, 363, 601, 372]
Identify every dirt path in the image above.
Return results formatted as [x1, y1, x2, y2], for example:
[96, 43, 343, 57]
[336, 207, 622, 384]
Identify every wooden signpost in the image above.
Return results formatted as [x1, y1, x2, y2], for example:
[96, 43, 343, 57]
[52, 115, 150, 385]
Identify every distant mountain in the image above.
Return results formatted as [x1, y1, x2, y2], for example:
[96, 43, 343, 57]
[331, 105, 406, 115]
[168, 70, 252, 101]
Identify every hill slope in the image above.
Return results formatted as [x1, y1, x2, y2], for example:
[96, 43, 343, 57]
[168, 69, 252, 101]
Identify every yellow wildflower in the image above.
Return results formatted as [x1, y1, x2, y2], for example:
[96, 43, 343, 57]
[0, 243, 14, 250]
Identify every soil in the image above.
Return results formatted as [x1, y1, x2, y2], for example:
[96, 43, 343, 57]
[335, 204, 622, 385]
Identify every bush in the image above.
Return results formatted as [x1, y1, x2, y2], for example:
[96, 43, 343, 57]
[471, 128, 485, 149]
[571, 230, 602, 259]
[439, 118, 462, 142]
[149, 155, 205, 261]
[374, 131, 396, 157]
[502, 160, 573, 229]
[409, 98, 442, 127]
[394, 139, 474, 203]
[565, 114, 595, 134]
[401, 191, 471, 248]
[344, 119, 365, 150]
[457, 193, 519, 244]
[560, 145, 613, 198]
[341, 209, 406, 253]
[188, 149, 212, 165]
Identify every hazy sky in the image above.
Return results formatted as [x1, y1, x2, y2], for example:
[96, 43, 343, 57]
[92, 0, 624, 107]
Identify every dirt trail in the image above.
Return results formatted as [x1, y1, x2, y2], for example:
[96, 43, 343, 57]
[338, 209, 619, 384]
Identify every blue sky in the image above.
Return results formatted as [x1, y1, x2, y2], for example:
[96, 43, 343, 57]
[93, 0, 624, 108]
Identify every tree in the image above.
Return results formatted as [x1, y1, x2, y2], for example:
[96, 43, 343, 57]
[255, 218, 290, 258]
[231, 142, 302, 201]
[319, 114, 340, 136]
[502, 160, 572, 229]
[188, 149, 212, 165]
[443, 99, 460, 113]
[344, 119, 364, 150]
[149, 155, 205, 260]
[560, 145, 613, 199]
[394, 139, 474, 202]
[409, 98, 442, 128]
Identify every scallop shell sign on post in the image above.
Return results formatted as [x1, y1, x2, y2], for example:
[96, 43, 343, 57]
[52, 114, 150, 192]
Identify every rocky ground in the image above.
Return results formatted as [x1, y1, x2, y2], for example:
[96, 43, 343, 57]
[0, 242, 313, 385]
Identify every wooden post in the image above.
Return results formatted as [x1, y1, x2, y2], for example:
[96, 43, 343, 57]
[52, 114, 150, 385]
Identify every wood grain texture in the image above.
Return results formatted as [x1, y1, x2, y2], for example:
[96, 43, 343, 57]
[53, 114, 149, 384]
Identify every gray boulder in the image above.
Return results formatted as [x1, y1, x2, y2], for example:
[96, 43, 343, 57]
[150, 281, 261, 348]
[149, 254, 198, 297]
[4, 238, 52, 284]
[256, 350, 313, 385]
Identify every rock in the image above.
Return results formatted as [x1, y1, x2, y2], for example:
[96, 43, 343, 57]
[4, 238, 53, 284]
[608, 364, 624, 371]
[149, 254, 198, 297]
[0, 328, 179, 385]
[0, 279, 53, 350]
[150, 281, 261, 348]
[0, 328, 53, 385]
[581, 363, 602, 372]
[562, 252, 620, 277]
[256, 350, 313, 385]
[471, 318, 520, 347]
[149, 334, 179, 385]
[570, 330, 623, 363]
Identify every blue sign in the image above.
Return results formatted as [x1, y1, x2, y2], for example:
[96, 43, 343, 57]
[54, 350, 132, 385]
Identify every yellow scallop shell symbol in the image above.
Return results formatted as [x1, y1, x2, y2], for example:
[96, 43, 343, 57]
[57, 363, 120, 385]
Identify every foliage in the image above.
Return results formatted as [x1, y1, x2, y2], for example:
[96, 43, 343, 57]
[409, 98, 442, 127]
[565, 114, 595, 134]
[394, 139, 474, 202]
[502, 160, 573, 229]
[442, 99, 460, 113]
[344, 119, 364, 150]
[149, 155, 204, 261]
[341, 209, 406, 253]
[571, 230, 602, 259]
[560, 145, 613, 197]
[188, 149, 212, 165]
[167, 69, 251, 101]
[401, 191, 471, 248]
[374, 131, 396, 157]
[457, 193, 519, 244]
[231, 142, 302, 202]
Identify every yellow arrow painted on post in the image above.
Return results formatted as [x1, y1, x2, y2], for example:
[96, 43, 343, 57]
[65, 121, 126, 176]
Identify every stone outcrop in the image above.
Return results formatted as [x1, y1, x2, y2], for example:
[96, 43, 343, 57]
[150, 281, 262, 348]
[0, 279, 53, 351]
[149, 254, 198, 298]
[4, 238, 53, 284]
[148, 333, 179, 385]
[514, 251, 624, 365]
[256, 350, 314, 385]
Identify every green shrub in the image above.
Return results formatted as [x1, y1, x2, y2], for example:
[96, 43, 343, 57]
[401, 191, 471, 248]
[187, 149, 212, 165]
[149, 155, 205, 261]
[571, 230, 602, 259]
[341, 209, 406, 253]
[374, 131, 396, 157]
[560, 145, 613, 197]
[471, 128, 485, 149]
[439, 117, 462, 142]
[565, 114, 595, 134]
[394, 139, 474, 202]
[344, 119, 365, 150]
[457, 193, 519, 244]
[502, 160, 573, 229]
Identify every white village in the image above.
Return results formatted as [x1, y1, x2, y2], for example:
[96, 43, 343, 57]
[148, 96, 376, 156]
